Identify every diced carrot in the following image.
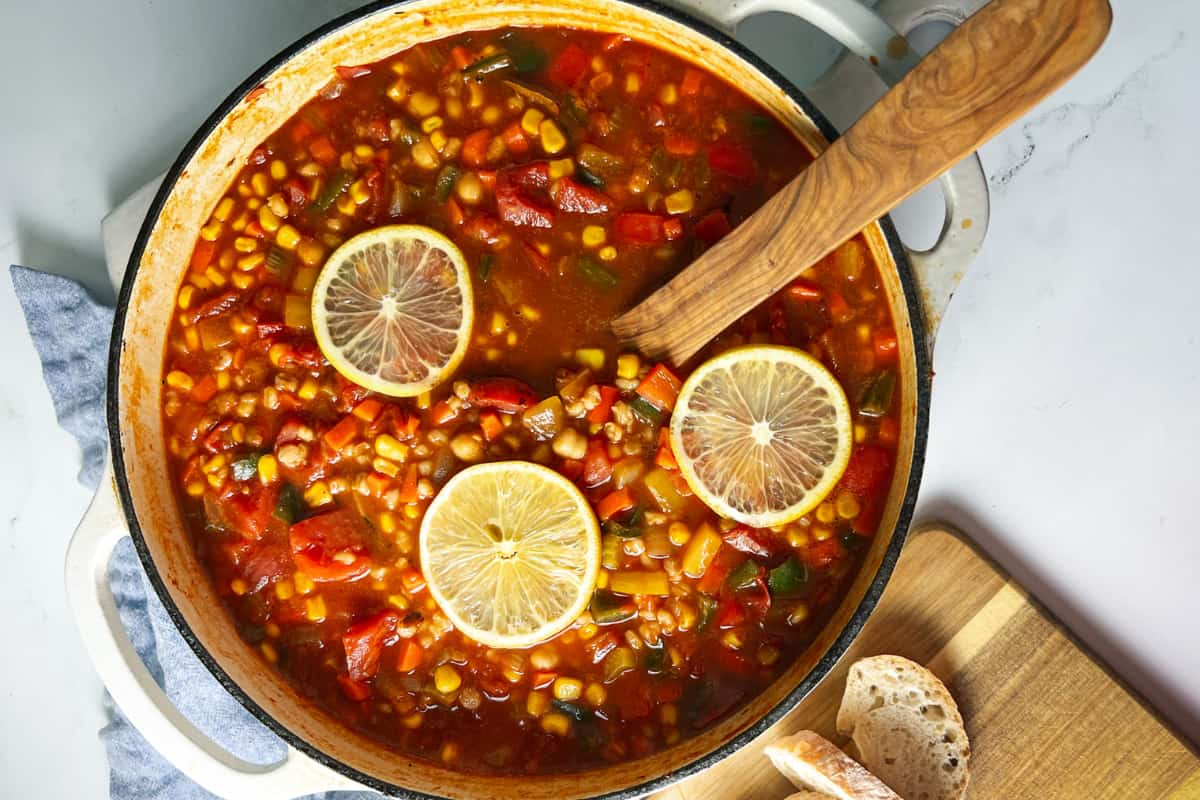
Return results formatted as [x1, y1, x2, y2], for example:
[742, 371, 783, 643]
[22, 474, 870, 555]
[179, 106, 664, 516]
[636, 363, 682, 412]
[431, 401, 458, 425]
[190, 375, 218, 403]
[479, 410, 505, 442]
[398, 464, 420, 503]
[398, 413, 421, 439]
[681, 68, 704, 96]
[787, 280, 823, 302]
[602, 33, 627, 52]
[308, 135, 337, 165]
[654, 428, 678, 470]
[400, 566, 426, 594]
[586, 386, 620, 424]
[365, 472, 391, 497]
[878, 417, 899, 447]
[450, 45, 473, 69]
[289, 119, 313, 144]
[190, 239, 216, 272]
[337, 673, 372, 701]
[597, 488, 635, 521]
[696, 549, 735, 595]
[502, 123, 529, 156]
[827, 290, 852, 323]
[447, 197, 465, 227]
[873, 328, 898, 362]
[244, 220, 266, 240]
[352, 398, 383, 422]
[582, 439, 613, 488]
[396, 640, 424, 673]
[663, 218, 684, 241]
[664, 132, 699, 156]
[324, 415, 359, 450]
[614, 212, 666, 245]
[335, 64, 372, 79]
[462, 129, 491, 168]
[531, 671, 558, 689]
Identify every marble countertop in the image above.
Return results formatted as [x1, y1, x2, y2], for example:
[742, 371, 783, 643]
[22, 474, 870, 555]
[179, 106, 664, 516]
[1, 1, 1195, 796]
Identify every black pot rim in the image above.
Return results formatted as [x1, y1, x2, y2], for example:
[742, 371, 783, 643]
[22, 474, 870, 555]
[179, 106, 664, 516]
[106, 1, 930, 797]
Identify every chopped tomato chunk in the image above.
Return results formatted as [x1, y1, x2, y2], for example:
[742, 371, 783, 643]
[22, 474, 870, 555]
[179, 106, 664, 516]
[289, 509, 373, 582]
[342, 610, 400, 681]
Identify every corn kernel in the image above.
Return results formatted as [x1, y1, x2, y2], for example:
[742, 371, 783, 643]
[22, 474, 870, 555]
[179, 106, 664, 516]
[590, 72, 614, 92]
[276, 224, 301, 250]
[213, 197, 235, 221]
[185, 480, 205, 497]
[401, 712, 423, 729]
[274, 579, 294, 600]
[297, 239, 324, 267]
[336, 193, 357, 216]
[231, 271, 254, 291]
[434, 664, 462, 694]
[251, 172, 271, 196]
[721, 630, 745, 650]
[412, 140, 439, 170]
[421, 115, 444, 134]
[230, 578, 249, 596]
[184, 327, 200, 351]
[269, 159, 288, 181]
[375, 435, 409, 462]
[246, 197, 262, 211]
[520, 108, 545, 136]
[219, 250, 235, 270]
[584, 682, 607, 708]
[665, 189, 695, 215]
[786, 527, 810, 548]
[467, 81, 484, 108]
[305, 595, 327, 622]
[518, 304, 541, 322]
[526, 691, 550, 717]
[408, 91, 440, 117]
[200, 220, 223, 241]
[660, 703, 678, 725]
[582, 225, 606, 248]
[575, 348, 605, 371]
[836, 493, 862, 520]
[416, 392, 431, 410]
[294, 572, 315, 595]
[812, 526, 833, 542]
[386, 78, 410, 104]
[549, 158, 575, 180]
[268, 193, 289, 219]
[429, 129, 448, 153]
[578, 623, 598, 641]
[659, 83, 679, 105]
[265, 622, 280, 638]
[339, 152, 354, 171]
[854, 423, 868, 443]
[166, 370, 194, 392]
[379, 511, 397, 534]
[258, 205, 281, 233]
[387, 594, 408, 611]
[304, 481, 333, 507]
[668, 521, 691, 547]
[237, 252, 265, 271]
[237, 183, 252, 197]
[598, 246, 617, 261]
[539, 120, 566, 154]
[788, 603, 809, 626]
[234, 236, 257, 253]
[260, 642, 278, 663]
[440, 742, 459, 763]
[255, 454, 278, 485]
[596, 570, 609, 589]
[175, 286, 195, 311]
[541, 713, 570, 736]
[373, 457, 400, 478]
[625, 73, 641, 94]
[816, 502, 835, 524]
[552, 678, 583, 702]
[298, 377, 320, 400]
[481, 105, 501, 126]
[490, 311, 508, 336]
[231, 210, 249, 232]
[347, 179, 370, 206]
[268, 343, 290, 367]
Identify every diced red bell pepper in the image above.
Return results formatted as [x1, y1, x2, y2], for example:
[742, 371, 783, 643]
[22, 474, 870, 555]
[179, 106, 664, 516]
[462, 128, 492, 168]
[715, 599, 746, 629]
[878, 417, 899, 447]
[497, 186, 555, 228]
[289, 509, 373, 582]
[502, 123, 530, 156]
[190, 239, 216, 272]
[282, 178, 311, 210]
[308, 135, 337, 165]
[396, 640, 424, 673]
[663, 218, 684, 241]
[551, 177, 612, 214]
[614, 212, 666, 245]
[531, 671, 558, 689]
[586, 386, 620, 424]
[342, 609, 400, 681]
[722, 526, 777, 558]
[581, 439, 613, 488]
[803, 537, 845, 568]
[520, 240, 551, 274]
[694, 209, 732, 245]
[681, 68, 704, 96]
[549, 43, 588, 87]
[697, 547, 737, 595]
[289, 119, 313, 144]
[216, 483, 280, 540]
[450, 45, 473, 70]
[635, 363, 682, 412]
[337, 673, 372, 701]
[874, 328, 899, 362]
[787, 279, 823, 302]
[467, 377, 539, 413]
[597, 487, 635, 521]
[840, 445, 892, 498]
[827, 290, 853, 323]
[664, 132, 699, 156]
[707, 142, 756, 180]
[191, 375, 218, 404]
[464, 213, 503, 247]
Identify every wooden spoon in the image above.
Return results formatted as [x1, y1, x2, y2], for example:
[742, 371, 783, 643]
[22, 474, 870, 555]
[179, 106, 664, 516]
[611, 0, 1111, 364]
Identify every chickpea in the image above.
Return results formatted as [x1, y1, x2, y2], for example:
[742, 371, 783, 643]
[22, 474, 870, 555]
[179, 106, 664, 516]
[552, 428, 587, 460]
[450, 432, 484, 462]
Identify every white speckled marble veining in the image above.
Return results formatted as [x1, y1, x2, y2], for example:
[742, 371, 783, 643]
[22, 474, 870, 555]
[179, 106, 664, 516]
[0, 1, 1195, 796]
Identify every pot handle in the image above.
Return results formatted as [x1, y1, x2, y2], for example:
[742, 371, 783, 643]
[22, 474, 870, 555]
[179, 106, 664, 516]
[65, 457, 362, 799]
[670, 0, 991, 350]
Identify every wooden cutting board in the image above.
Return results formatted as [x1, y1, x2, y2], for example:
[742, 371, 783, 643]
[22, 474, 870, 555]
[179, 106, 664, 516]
[654, 524, 1199, 800]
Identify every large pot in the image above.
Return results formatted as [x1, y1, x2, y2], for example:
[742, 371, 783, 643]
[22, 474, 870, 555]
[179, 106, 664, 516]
[67, 0, 989, 797]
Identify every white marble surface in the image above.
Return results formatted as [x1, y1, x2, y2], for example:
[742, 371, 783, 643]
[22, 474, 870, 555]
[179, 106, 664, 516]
[1, 1, 1196, 797]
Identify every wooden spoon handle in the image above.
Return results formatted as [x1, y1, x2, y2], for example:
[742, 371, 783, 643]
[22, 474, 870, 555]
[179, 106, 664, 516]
[612, 0, 1111, 364]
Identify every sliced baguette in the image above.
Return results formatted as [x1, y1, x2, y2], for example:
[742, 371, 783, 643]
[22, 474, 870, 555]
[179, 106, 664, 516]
[838, 655, 970, 800]
[785, 793, 839, 800]
[764, 731, 902, 800]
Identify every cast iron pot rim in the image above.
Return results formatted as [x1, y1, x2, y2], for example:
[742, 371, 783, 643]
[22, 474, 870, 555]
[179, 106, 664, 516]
[106, 1, 931, 796]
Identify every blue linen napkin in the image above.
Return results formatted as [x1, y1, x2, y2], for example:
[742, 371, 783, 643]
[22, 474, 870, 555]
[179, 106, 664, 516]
[10, 265, 377, 800]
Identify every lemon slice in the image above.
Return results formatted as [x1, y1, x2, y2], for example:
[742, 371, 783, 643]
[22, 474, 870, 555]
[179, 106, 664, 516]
[418, 461, 601, 649]
[311, 225, 473, 397]
[670, 345, 853, 528]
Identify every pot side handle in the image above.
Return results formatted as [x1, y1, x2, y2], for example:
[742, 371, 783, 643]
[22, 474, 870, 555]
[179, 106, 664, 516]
[65, 457, 362, 800]
[669, 0, 991, 351]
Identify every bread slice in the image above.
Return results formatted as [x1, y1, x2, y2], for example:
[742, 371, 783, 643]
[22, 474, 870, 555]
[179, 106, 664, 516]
[764, 731, 902, 800]
[785, 793, 839, 800]
[837, 655, 970, 800]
